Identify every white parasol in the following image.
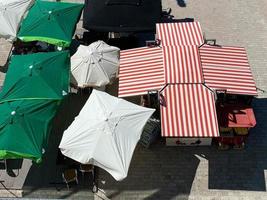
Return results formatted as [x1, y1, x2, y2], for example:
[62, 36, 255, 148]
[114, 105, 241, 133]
[71, 41, 120, 87]
[0, 0, 34, 41]
[59, 90, 155, 181]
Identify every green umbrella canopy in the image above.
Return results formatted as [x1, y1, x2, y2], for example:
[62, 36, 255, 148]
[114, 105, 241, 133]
[0, 99, 60, 163]
[0, 51, 70, 103]
[18, 0, 84, 47]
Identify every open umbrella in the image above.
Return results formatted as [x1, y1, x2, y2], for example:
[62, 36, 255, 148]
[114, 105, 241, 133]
[0, 0, 34, 41]
[59, 90, 155, 181]
[71, 41, 120, 88]
[18, 0, 83, 47]
[0, 99, 59, 163]
[0, 51, 70, 103]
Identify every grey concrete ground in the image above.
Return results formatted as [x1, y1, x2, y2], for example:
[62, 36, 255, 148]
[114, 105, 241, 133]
[0, 0, 267, 199]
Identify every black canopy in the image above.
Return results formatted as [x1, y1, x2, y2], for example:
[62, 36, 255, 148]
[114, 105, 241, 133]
[83, 0, 162, 32]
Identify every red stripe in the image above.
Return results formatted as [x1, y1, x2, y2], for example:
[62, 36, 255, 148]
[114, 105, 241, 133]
[163, 46, 203, 84]
[170, 85, 176, 136]
[188, 23, 195, 45]
[165, 86, 171, 136]
[200, 54, 248, 61]
[195, 22, 203, 44]
[156, 22, 204, 46]
[188, 85, 195, 136]
[202, 86, 213, 136]
[160, 85, 219, 137]
[191, 85, 199, 136]
[119, 46, 165, 97]
[179, 85, 185, 136]
[200, 44, 257, 96]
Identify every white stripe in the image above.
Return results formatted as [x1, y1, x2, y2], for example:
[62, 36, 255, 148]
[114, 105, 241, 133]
[119, 46, 165, 97]
[172, 46, 178, 84]
[188, 85, 196, 137]
[205, 83, 257, 90]
[195, 85, 202, 137]
[204, 87, 212, 137]
[156, 22, 204, 46]
[200, 44, 257, 96]
[180, 85, 187, 136]
[185, 85, 192, 137]
[160, 85, 218, 137]
[168, 86, 174, 136]
[201, 56, 249, 63]
[120, 65, 164, 74]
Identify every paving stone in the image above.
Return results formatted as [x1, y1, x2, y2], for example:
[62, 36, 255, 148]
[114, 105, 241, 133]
[1, 0, 267, 199]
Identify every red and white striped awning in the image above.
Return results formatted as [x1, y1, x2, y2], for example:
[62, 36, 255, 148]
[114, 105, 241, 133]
[118, 47, 165, 97]
[156, 22, 204, 46]
[119, 45, 204, 97]
[200, 44, 258, 96]
[160, 84, 219, 137]
[163, 45, 203, 83]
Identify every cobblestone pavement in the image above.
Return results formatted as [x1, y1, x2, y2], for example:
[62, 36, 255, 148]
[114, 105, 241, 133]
[96, 0, 267, 200]
[0, 0, 267, 199]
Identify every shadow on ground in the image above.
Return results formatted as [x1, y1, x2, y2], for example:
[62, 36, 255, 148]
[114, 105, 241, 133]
[208, 98, 267, 191]
[98, 143, 200, 200]
[23, 92, 95, 199]
[97, 98, 267, 199]
[21, 90, 267, 199]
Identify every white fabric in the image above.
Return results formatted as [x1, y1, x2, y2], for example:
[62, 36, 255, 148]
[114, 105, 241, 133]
[71, 41, 120, 87]
[59, 90, 155, 181]
[0, 0, 34, 41]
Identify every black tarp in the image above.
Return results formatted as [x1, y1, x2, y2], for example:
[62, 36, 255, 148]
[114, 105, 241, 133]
[83, 0, 162, 32]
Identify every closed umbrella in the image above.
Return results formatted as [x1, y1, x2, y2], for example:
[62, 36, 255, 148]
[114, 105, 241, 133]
[18, 0, 84, 47]
[59, 90, 154, 181]
[71, 41, 120, 87]
[0, 51, 70, 103]
[83, 0, 162, 32]
[0, 99, 60, 163]
[0, 0, 34, 41]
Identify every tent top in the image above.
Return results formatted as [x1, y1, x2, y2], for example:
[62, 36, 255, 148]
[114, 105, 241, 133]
[160, 84, 219, 138]
[83, 0, 162, 32]
[156, 22, 204, 46]
[200, 44, 258, 96]
[59, 90, 155, 180]
[18, 0, 84, 47]
[0, 99, 60, 163]
[0, 51, 70, 103]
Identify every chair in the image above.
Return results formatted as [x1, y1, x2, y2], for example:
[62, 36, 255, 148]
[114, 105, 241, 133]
[0, 159, 7, 169]
[62, 169, 78, 190]
[79, 164, 94, 181]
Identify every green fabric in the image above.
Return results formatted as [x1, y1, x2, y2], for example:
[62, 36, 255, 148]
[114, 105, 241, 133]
[18, 0, 84, 47]
[0, 100, 60, 163]
[0, 51, 70, 103]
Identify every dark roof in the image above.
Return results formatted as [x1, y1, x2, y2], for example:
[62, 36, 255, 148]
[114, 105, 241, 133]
[83, 0, 162, 32]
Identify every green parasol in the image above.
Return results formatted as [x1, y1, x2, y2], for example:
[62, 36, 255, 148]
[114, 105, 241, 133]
[0, 99, 60, 163]
[0, 51, 70, 103]
[18, 0, 84, 47]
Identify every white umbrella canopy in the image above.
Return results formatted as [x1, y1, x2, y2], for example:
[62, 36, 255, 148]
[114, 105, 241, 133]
[59, 90, 155, 181]
[71, 40, 120, 88]
[0, 0, 34, 41]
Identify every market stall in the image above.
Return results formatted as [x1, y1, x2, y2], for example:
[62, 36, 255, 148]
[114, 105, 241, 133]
[199, 44, 257, 148]
[118, 21, 258, 148]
